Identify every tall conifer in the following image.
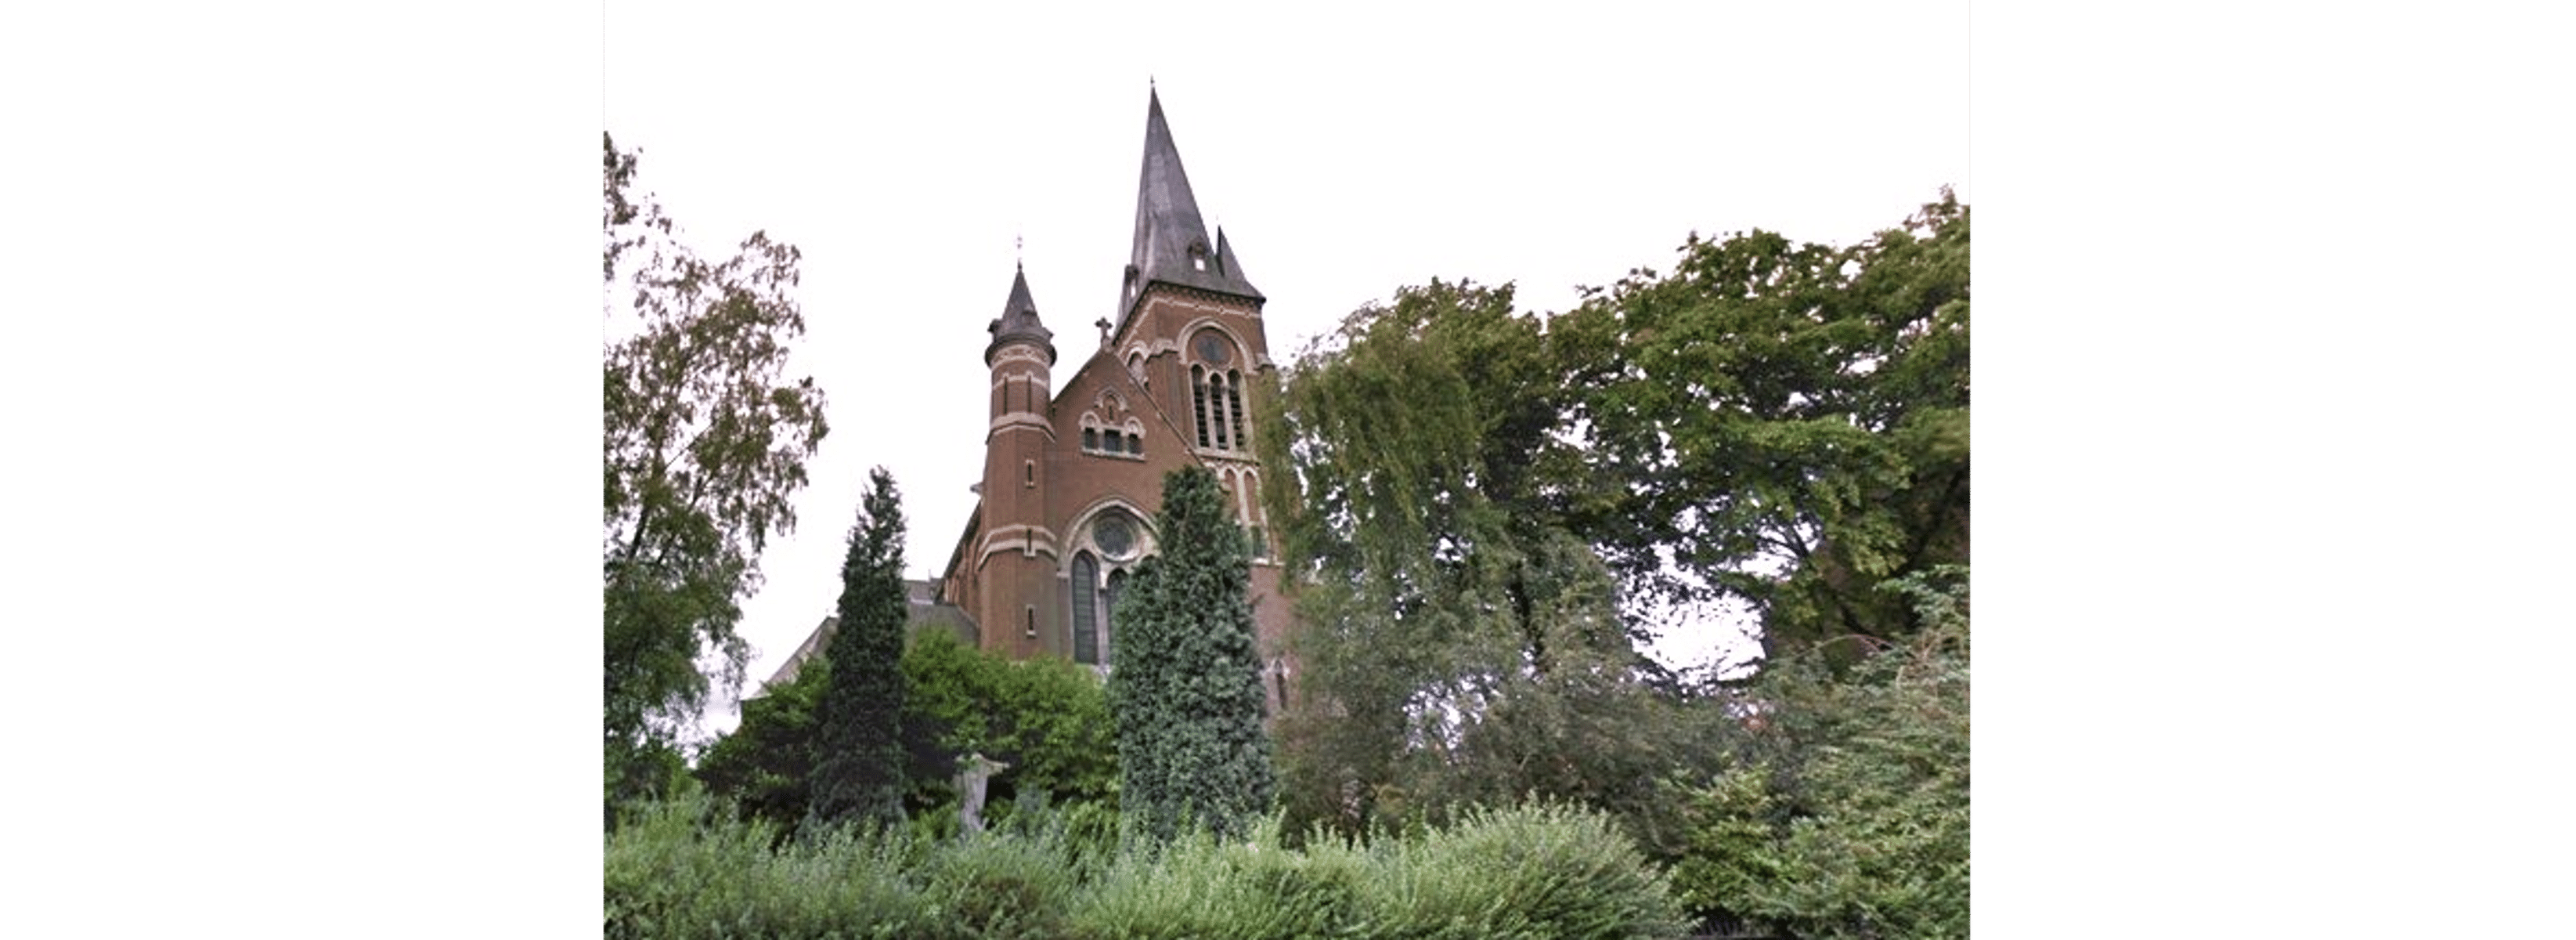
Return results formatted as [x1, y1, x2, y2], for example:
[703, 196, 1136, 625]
[810, 468, 908, 826]
[1109, 467, 1275, 841]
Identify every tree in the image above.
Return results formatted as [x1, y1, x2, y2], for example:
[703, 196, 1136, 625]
[1108, 467, 1274, 841]
[1670, 567, 1969, 938]
[810, 467, 909, 827]
[1257, 281, 1690, 844]
[1550, 191, 1969, 660]
[693, 656, 828, 833]
[899, 629, 1118, 826]
[695, 627, 1119, 838]
[604, 132, 828, 808]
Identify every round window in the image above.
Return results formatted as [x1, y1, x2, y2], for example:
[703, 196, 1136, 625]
[1194, 330, 1232, 366]
[1094, 513, 1137, 559]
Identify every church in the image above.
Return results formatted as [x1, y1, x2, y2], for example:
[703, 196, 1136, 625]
[764, 89, 1293, 710]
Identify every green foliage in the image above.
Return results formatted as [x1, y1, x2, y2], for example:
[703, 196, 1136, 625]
[1262, 193, 1968, 673]
[692, 656, 828, 833]
[1261, 196, 1968, 866]
[1261, 281, 1698, 848]
[1670, 567, 1970, 938]
[605, 739, 697, 830]
[604, 132, 828, 810]
[812, 468, 910, 827]
[1070, 803, 1686, 940]
[695, 624, 1118, 844]
[903, 629, 1119, 815]
[1366, 803, 1692, 940]
[1550, 192, 1970, 659]
[1109, 468, 1275, 843]
[914, 830, 1087, 940]
[604, 790, 928, 940]
[606, 794, 1683, 940]
[1070, 826, 1369, 940]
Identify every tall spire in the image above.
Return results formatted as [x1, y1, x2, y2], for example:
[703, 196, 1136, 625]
[1117, 87, 1261, 327]
[987, 265, 1056, 366]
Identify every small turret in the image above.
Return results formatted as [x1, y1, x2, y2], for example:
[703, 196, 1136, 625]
[986, 264, 1056, 367]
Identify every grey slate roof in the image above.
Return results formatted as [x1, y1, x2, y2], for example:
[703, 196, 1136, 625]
[750, 580, 981, 698]
[1116, 89, 1262, 329]
[985, 263, 1056, 366]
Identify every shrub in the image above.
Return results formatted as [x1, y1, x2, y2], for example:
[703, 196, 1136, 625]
[604, 791, 929, 939]
[604, 794, 1684, 940]
[903, 629, 1118, 819]
[1069, 804, 1684, 940]
[1361, 802, 1690, 940]
[1069, 824, 1369, 940]
[915, 829, 1083, 940]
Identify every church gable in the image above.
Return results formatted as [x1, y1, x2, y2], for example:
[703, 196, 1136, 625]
[1044, 349, 1184, 526]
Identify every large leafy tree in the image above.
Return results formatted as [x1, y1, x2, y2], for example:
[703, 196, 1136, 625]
[1109, 467, 1275, 842]
[604, 133, 828, 805]
[810, 468, 909, 827]
[1259, 281, 1690, 844]
[1550, 191, 1970, 659]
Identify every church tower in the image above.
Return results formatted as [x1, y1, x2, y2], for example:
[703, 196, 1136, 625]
[978, 265, 1058, 660]
[774, 89, 1296, 714]
[1107, 88, 1279, 575]
[934, 87, 1295, 711]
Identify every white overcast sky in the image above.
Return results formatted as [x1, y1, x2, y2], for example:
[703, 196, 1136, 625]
[606, 1, 1970, 736]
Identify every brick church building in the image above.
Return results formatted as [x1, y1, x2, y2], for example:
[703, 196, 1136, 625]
[763, 90, 1293, 709]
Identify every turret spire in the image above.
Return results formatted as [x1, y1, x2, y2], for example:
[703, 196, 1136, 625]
[986, 265, 1055, 366]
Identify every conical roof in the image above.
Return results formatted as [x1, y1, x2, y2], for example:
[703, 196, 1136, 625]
[986, 264, 1056, 366]
[1116, 89, 1261, 328]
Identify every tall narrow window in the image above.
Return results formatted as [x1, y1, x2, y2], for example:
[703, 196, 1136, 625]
[1192, 365, 1212, 448]
[1071, 554, 1099, 664]
[1082, 427, 1099, 451]
[1102, 569, 1125, 667]
[1209, 372, 1232, 450]
[1226, 369, 1247, 449]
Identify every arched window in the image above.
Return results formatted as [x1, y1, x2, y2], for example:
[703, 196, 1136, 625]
[1071, 553, 1099, 664]
[1225, 368, 1247, 449]
[1187, 337, 1253, 454]
[1236, 467, 1268, 560]
[1102, 569, 1126, 666]
[1191, 364, 1212, 449]
[1210, 371, 1232, 450]
[1082, 427, 1099, 451]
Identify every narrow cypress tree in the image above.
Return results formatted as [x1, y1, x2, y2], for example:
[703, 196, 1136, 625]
[1109, 466, 1275, 841]
[810, 467, 909, 827]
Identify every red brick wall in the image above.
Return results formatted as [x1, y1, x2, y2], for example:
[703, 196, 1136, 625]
[951, 282, 1293, 682]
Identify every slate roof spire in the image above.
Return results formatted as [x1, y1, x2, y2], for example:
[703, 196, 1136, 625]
[1117, 87, 1261, 327]
[986, 262, 1056, 366]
